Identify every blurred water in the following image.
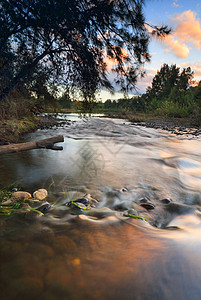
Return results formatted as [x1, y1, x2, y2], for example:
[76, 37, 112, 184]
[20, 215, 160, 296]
[1, 114, 201, 299]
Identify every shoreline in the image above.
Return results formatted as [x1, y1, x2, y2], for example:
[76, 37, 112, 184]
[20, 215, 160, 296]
[129, 116, 201, 136]
[1, 111, 201, 145]
[0, 115, 60, 145]
[101, 112, 201, 136]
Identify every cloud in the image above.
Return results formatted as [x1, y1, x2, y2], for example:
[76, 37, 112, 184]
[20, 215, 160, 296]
[174, 10, 201, 49]
[137, 69, 157, 92]
[160, 10, 201, 58]
[163, 35, 189, 58]
[104, 56, 116, 71]
[172, 2, 179, 8]
[179, 62, 201, 77]
[103, 48, 129, 71]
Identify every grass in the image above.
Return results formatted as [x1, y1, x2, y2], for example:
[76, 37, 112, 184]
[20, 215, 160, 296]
[0, 188, 12, 202]
[0, 116, 41, 144]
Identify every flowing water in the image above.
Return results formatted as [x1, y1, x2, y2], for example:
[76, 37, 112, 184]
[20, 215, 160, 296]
[1, 114, 201, 299]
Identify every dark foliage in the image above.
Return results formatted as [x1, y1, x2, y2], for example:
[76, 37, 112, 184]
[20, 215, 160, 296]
[0, 0, 170, 103]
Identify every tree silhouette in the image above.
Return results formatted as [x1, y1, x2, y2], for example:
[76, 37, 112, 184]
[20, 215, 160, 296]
[0, 0, 170, 102]
[142, 64, 194, 107]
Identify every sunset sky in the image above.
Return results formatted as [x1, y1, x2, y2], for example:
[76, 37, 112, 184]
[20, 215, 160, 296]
[98, 0, 201, 101]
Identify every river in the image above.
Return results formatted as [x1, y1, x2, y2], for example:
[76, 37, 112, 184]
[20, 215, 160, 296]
[1, 114, 201, 299]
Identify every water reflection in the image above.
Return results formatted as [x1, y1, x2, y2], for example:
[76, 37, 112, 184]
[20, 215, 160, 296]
[1, 215, 201, 300]
[1, 115, 201, 299]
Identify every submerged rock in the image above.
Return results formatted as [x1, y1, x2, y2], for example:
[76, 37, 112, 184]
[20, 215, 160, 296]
[68, 200, 89, 211]
[33, 189, 48, 201]
[123, 209, 138, 216]
[161, 198, 172, 204]
[120, 188, 128, 192]
[68, 193, 98, 211]
[140, 202, 155, 210]
[36, 202, 51, 214]
[139, 197, 149, 204]
[74, 198, 89, 205]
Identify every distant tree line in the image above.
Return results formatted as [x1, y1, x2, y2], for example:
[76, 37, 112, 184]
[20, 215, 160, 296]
[80, 64, 200, 123]
[58, 95, 141, 112]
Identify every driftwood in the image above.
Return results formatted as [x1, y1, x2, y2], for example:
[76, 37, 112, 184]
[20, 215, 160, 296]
[0, 135, 64, 155]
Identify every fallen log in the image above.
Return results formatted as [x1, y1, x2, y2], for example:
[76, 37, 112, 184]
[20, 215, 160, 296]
[0, 135, 64, 155]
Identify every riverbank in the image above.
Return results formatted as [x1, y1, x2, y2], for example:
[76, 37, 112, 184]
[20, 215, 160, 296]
[0, 115, 60, 145]
[128, 114, 201, 136]
[1, 111, 201, 146]
[101, 111, 201, 136]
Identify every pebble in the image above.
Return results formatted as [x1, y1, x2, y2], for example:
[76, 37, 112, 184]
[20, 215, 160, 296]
[139, 197, 149, 204]
[120, 187, 128, 192]
[33, 189, 48, 201]
[161, 198, 172, 204]
[140, 203, 155, 210]
[37, 202, 51, 214]
[74, 198, 89, 205]
[127, 209, 138, 215]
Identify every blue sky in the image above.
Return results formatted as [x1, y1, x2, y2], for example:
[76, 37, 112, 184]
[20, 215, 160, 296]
[98, 0, 201, 101]
[139, 0, 201, 91]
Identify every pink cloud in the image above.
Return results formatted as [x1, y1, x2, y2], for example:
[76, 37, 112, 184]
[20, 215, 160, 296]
[172, 2, 179, 8]
[103, 48, 129, 71]
[174, 10, 201, 50]
[159, 10, 201, 58]
[179, 62, 201, 77]
[163, 35, 189, 58]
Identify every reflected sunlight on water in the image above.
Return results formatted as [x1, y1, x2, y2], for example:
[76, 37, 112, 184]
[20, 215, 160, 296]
[1, 115, 201, 299]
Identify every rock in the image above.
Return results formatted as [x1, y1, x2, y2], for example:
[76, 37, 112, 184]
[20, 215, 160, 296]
[73, 197, 89, 205]
[11, 191, 32, 202]
[37, 202, 51, 214]
[11, 188, 18, 192]
[71, 194, 98, 207]
[161, 198, 172, 204]
[120, 187, 128, 192]
[33, 189, 48, 201]
[140, 203, 155, 210]
[68, 201, 88, 210]
[164, 226, 180, 230]
[84, 193, 98, 204]
[139, 197, 149, 204]
[124, 208, 138, 216]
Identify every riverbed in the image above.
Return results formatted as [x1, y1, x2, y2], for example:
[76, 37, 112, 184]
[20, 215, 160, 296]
[1, 114, 201, 299]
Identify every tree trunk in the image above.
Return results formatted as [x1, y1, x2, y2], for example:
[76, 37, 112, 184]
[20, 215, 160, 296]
[0, 135, 64, 155]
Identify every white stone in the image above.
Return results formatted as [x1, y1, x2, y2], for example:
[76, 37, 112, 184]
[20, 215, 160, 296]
[33, 189, 48, 201]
